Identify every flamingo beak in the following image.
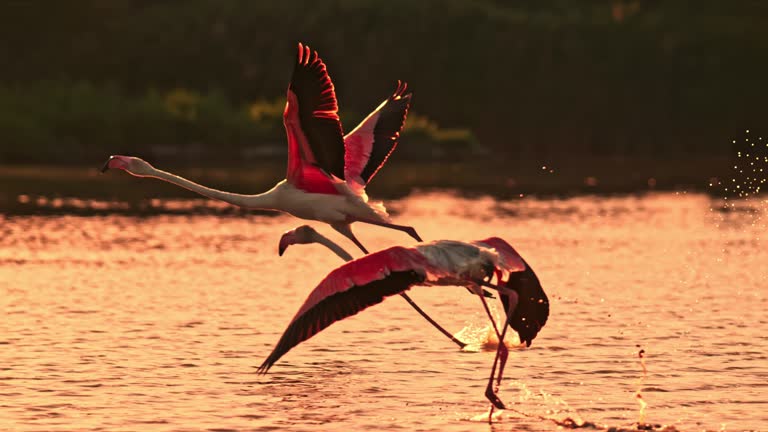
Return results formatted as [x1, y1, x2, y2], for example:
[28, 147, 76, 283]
[100, 156, 116, 173]
[101, 155, 130, 173]
[278, 232, 296, 256]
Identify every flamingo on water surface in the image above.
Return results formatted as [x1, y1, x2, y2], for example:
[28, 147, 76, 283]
[102, 43, 419, 252]
[259, 235, 549, 418]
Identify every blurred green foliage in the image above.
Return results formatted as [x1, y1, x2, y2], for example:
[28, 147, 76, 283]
[1, 0, 766, 163]
[0, 82, 268, 163]
[0, 82, 473, 163]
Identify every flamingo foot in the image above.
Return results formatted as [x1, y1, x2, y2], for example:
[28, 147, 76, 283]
[354, 219, 422, 242]
[484, 384, 506, 410]
[404, 226, 423, 242]
[350, 238, 369, 254]
[332, 223, 370, 254]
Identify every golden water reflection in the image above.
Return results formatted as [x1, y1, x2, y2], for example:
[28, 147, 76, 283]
[1, 192, 766, 431]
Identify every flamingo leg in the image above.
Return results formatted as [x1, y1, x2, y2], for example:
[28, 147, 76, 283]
[477, 291, 503, 340]
[486, 347, 504, 422]
[353, 219, 423, 242]
[477, 290, 507, 412]
[399, 293, 466, 349]
[477, 271, 523, 423]
[480, 278, 517, 388]
[484, 322, 512, 423]
[494, 300, 513, 387]
[331, 223, 369, 254]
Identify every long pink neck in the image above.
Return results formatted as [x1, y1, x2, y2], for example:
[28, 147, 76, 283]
[148, 168, 278, 210]
[311, 231, 354, 262]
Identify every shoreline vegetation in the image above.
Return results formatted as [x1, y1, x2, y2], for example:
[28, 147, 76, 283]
[1, 157, 733, 215]
[0, 83, 481, 165]
[2, 2, 765, 167]
[2, 3, 764, 215]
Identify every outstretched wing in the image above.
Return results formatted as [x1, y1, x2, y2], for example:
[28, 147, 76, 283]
[257, 246, 427, 373]
[284, 43, 346, 188]
[501, 261, 549, 347]
[478, 237, 549, 347]
[344, 81, 412, 189]
[474, 237, 526, 274]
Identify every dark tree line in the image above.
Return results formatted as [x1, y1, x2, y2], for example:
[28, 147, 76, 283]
[1, 0, 766, 163]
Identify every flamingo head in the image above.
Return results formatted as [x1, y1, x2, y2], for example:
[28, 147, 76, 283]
[278, 225, 318, 256]
[100, 155, 155, 177]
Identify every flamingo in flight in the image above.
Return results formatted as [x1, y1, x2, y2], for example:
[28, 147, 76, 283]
[101, 43, 420, 252]
[259, 235, 549, 418]
[279, 224, 472, 348]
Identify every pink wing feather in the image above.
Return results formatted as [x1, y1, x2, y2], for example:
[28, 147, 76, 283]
[474, 237, 527, 274]
[259, 237, 548, 372]
[258, 238, 548, 372]
[344, 81, 412, 189]
[257, 246, 428, 373]
[294, 246, 427, 318]
[284, 43, 345, 194]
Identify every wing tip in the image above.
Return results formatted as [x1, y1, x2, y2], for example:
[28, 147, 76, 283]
[296, 41, 316, 67]
[297, 42, 304, 64]
[257, 358, 275, 375]
[391, 80, 413, 100]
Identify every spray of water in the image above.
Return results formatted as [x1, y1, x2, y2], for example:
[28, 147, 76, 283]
[710, 130, 767, 234]
[454, 304, 523, 352]
[709, 130, 768, 292]
[456, 280, 688, 429]
[635, 346, 648, 427]
[466, 347, 682, 431]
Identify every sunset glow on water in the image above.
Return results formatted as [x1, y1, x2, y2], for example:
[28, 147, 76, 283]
[1, 192, 765, 431]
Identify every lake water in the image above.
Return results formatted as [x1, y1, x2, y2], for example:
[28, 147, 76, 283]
[1, 192, 766, 431]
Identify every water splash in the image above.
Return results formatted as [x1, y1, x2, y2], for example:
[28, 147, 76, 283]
[465, 354, 681, 431]
[710, 130, 767, 234]
[468, 383, 680, 430]
[465, 378, 596, 427]
[709, 130, 767, 288]
[455, 323, 523, 352]
[635, 347, 648, 426]
[468, 407, 505, 422]
[454, 306, 523, 352]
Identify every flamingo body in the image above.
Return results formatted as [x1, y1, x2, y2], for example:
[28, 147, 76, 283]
[267, 180, 386, 225]
[102, 42, 418, 250]
[257, 238, 549, 373]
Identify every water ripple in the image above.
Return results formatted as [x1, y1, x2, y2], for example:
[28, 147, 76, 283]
[0, 193, 765, 431]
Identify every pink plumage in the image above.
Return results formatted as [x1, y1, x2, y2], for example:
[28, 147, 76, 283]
[293, 246, 428, 319]
[344, 81, 412, 189]
[475, 237, 526, 274]
[101, 42, 422, 256]
[257, 238, 548, 374]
